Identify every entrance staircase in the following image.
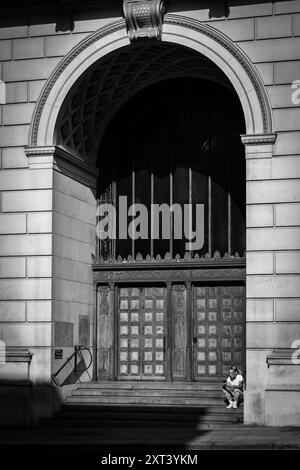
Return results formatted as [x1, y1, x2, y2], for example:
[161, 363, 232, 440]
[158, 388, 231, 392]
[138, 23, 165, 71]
[44, 382, 243, 429]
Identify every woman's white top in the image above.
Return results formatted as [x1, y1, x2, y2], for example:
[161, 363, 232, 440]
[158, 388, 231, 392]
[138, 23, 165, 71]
[226, 374, 244, 388]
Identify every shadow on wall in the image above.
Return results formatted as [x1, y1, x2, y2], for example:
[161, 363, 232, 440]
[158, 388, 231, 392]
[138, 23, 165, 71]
[0, 404, 213, 457]
[211, 0, 230, 18]
[0, 347, 93, 428]
[168, 0, 289, 16]
[0, 0, 292, 30]
[0, 402, 244, 455]
[0, 1, 121, 30]
[170, 0, 230, 18]
[0, 380, 62, 428]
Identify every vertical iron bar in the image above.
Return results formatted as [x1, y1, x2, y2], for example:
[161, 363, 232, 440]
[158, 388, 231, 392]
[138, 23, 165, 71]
[112, 149, 116, 259]
[170, 155, 173, 258]
[228, 114, 232, 256]
[151, 161, 154, 258]
[132, 133, 135, 259]
[113, 180, 116, 259]
[189, 150, 192, 256]
[208, 109, 212, 257]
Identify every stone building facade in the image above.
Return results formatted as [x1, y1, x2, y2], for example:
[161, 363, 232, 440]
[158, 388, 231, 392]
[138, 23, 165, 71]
[0, 0, 300, 427]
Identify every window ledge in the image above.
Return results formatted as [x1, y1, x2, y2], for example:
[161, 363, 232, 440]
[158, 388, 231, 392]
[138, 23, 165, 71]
[266, 349, 298, 367]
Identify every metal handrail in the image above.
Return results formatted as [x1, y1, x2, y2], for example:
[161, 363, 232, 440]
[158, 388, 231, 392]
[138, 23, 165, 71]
[52, 345, 93, 386]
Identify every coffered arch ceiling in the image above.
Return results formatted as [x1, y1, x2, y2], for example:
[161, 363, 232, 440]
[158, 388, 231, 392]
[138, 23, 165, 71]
[55, 40, 234, 163]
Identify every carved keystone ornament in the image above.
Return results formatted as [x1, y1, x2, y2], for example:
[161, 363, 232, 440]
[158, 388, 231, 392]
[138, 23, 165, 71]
[123, 0, 166, 41]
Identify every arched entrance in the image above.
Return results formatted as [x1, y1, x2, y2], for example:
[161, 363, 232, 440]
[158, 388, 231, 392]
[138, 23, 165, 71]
[93, 73, 246, 382]
[53, 39, 247, 384]
[29, 14, 273, 149]
[25, 15, 275, 414]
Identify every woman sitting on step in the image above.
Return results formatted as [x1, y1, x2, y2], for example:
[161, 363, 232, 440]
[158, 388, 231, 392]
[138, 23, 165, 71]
[222, 366, 244, 409]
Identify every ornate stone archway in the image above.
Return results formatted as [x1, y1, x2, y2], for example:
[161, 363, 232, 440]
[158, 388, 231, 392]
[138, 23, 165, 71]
[25, 13, 277, 424]
[28, 14, 274, 153]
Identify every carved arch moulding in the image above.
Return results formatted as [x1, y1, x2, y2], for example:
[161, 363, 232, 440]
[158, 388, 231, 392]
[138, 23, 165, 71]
[27, 13, 274, 160]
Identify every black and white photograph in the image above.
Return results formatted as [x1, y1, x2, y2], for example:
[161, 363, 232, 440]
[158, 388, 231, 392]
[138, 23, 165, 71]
[0, 0, 300, 462]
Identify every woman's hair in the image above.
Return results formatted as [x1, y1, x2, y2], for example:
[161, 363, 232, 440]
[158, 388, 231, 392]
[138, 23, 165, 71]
[229, 365, 240, 374]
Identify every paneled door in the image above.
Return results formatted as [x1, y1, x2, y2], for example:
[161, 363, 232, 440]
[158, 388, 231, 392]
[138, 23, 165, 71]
[193, 285, 245, 380]
[118, 286, 167, 380]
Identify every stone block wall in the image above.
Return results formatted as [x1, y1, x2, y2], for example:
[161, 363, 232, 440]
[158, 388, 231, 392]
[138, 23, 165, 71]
[0, 163, 53, 383]
[0, 8, 121, 389]
[51, 170, 96, 382]
[0, 1, 300, 425]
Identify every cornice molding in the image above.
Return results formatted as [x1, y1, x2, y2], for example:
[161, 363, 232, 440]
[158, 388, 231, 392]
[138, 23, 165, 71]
[93, 267, 246, 283]
[5, 347, 32, 364]
[123, 0, 166, 41]
[266, 349, 297, 367]
[93, 259, 246, 272]
[241, 133, 277, 146]
[25, 145, 56, 157]
[25, 145, 98, 187]
[93, 251, 246, 269]
[26, 145, 98, 174]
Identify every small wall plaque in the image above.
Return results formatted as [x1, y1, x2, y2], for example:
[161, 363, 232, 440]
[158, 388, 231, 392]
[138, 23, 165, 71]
[55, 322, 74, 347]
[55, 349, 63, 360]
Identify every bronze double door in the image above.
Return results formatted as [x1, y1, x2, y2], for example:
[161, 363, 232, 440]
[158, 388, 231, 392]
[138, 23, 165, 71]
[118, 286, 167, 380]
[116, 284, 245, 381]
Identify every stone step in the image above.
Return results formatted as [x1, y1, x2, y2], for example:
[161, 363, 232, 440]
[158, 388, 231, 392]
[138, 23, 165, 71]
[71, 389, 224, 398]
[39, 418, 242, 429]
[63, 381, 243, 424]
[38, 421, 243, 432]
[59, 404, 237, 415]
[44, 409, 243, 426]
[59, 406, 242, 420]
[53, 414, 242, 424]
[51, 411, 242, 423]
[76, 381, 223, 391]
[66, 396, 226, 406]
[45, 404, 243, 428]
